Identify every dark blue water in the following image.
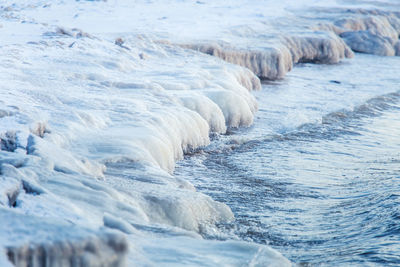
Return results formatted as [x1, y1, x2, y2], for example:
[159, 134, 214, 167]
[174, 54, 400, 266]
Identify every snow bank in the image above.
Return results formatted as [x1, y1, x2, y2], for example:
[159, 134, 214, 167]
[0, 28, 244, 228]
[0, 14, 282, 266]
[0, 30, 259, 173]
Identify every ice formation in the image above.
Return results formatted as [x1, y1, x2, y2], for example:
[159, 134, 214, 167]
[1, 0, 400, 266]
[312, 7, 400, 56]
[2, 210, 128, 267]
[0, 20, 278, 266]
[182, 4, 400, 79]
[184, 32, 354, 80]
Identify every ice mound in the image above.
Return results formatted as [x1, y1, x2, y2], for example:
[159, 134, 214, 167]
[185, 31, 353, 80]
[312, 7, 400, 57]
[0, 158, 287, 266]
[284, 33, 354, 64]
[0, 209, 128, 267]
[340, 30, 395, 56]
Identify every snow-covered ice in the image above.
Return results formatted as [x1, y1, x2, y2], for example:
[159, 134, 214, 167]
[1, 0, 400, 266]
[1, 209, 127, 267]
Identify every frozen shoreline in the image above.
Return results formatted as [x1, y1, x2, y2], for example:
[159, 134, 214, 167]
[1, 1, 400, 266]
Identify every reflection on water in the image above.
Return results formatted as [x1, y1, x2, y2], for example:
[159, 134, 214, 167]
[174, 54, 400, 266]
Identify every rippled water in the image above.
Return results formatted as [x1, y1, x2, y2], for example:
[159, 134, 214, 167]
[174, 54, 400, 266]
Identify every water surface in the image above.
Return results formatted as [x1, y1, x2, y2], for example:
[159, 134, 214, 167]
[175, 54, 400, 266]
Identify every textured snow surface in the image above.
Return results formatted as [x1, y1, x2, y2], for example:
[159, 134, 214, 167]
[1, 0, 399, 266]
[1, 209, 128, 267]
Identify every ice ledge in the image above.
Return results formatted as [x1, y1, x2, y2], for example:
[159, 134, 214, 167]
[313, 8, 400, 57]
[182, 31, 353, 80]
[181, 8, 400, 80]
[0, 209, 128, 267]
